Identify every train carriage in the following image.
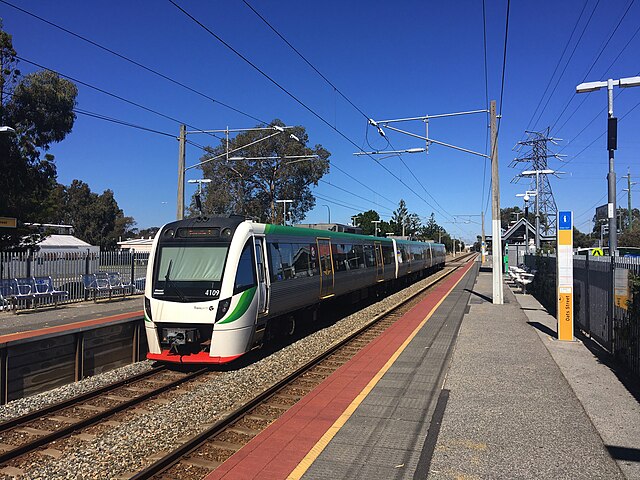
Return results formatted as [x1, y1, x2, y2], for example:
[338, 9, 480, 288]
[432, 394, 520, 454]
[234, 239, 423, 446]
[144, 216, 445, 364]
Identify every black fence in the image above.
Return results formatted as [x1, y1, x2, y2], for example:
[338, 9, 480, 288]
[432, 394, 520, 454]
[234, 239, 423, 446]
[0, 250, 149, 307]
[525, 254, 640, 380]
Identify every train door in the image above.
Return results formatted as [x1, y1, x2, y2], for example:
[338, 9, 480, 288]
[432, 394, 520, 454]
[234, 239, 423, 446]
[374, 241, 384, 282]
[254, 237, 269, 316]
[317, 238, 334, 298]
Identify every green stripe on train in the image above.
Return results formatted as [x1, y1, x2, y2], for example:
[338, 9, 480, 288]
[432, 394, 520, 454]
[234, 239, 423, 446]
[218, 286, 257, 324]
[264, 224, 394, 243]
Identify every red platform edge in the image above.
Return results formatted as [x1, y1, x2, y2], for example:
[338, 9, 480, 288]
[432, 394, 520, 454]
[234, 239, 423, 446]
[0, 310, 144, 344]
[206, 260, 475, 480]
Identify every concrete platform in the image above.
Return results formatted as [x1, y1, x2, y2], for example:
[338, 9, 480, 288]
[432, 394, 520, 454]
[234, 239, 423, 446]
[204, 258, 640, 479]
[0, 295, 143, 338]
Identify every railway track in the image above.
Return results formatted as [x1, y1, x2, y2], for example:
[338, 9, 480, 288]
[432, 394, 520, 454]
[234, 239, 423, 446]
[130, 253, 477, 479]
[0, 365, 217, 472]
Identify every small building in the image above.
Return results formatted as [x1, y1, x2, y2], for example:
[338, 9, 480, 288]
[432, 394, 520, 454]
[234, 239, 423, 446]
[117, 238, 154, 253]
[485, 217, 555, 266]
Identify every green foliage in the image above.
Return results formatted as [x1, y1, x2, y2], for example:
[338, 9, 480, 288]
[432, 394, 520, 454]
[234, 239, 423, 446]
[48, 180, 136, 250]
[573, 227, 594, 249]
[619, 225, 640, 248]
[196, 120, 330, 223]
[0, 24, 78, 249]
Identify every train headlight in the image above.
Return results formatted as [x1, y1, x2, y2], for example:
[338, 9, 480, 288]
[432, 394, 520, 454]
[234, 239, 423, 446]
[164, 229, 174, 237]
[215, 298, 231, 321]
[221, 228, 232, 239]
[144, 296, 152, 321]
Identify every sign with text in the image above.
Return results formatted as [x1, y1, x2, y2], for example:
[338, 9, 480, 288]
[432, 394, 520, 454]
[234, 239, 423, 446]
[557, 211, 574, 341]
[0, 217, 17, 228]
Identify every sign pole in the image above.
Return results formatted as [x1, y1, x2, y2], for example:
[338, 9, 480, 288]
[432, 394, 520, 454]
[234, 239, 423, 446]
[557, 211, 574, 341]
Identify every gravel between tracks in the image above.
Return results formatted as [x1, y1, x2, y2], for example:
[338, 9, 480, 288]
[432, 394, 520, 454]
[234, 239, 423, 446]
[0, 267, 455, 479]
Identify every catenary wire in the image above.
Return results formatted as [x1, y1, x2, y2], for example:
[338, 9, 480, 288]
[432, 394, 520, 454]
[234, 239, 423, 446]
[522, 0, 589, 135]
[16, 56, 225, 143]
[545, 0, 635, 133]
[168, 0, 456, 217]
[0, 0, 267, 125]
[241, 0, 456, 221]
[530, 0, 601, 131]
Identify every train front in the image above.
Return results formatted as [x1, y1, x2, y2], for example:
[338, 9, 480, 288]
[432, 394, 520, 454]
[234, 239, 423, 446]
[144, 216, 259, 364]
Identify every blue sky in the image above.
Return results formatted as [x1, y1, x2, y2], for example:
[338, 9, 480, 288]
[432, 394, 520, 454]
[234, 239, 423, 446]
[2, 0, 640, 243]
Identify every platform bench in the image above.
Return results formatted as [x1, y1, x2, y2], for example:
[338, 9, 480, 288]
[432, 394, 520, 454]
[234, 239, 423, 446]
[82, 272, 134, 302]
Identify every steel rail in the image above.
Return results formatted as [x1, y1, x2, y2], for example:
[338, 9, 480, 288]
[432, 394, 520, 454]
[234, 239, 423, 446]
[0, 367, 210, 465]
[0, 366, 166, 432]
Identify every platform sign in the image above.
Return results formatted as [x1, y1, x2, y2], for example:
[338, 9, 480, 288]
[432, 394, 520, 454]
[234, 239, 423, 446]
[557, 211, 573, 341]
[614, 268, 629, 310]
[0, 217, 17, 228]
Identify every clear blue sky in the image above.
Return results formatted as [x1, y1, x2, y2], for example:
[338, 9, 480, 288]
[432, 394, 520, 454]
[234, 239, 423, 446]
[2, 0, 640, 243]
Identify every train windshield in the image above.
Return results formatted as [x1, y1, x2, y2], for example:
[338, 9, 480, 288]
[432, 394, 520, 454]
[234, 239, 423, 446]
[153, 245, 228, 301]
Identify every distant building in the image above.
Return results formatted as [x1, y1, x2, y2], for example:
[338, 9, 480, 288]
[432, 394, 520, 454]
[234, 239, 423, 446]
[117, 238, 154, 253]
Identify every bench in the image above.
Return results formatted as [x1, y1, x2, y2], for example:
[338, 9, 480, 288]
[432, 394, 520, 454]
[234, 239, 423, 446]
[32, 276, 69, 307]
[82, 272, 134, 302]
[0, 279, 14, 311]
[508, 266, 535, 294]
[1, 277, 69, 312]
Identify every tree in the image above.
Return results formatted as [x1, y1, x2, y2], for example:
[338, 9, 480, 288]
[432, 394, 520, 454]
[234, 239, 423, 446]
[573, 227, 593, 249]
[619, 225, 640, 248]
[418, 213, 442, 241]
[390, 199, 409, 235]
[0, 24, 78, 249]
[48, 180, 135, 250]
[196, 120, 330, 223]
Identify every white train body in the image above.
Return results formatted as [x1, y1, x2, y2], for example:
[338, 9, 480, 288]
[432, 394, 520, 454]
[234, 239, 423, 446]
[144, 216, 445, 364]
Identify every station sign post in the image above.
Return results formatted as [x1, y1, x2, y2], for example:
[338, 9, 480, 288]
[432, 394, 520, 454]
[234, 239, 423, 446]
[557, 211, 574, 341]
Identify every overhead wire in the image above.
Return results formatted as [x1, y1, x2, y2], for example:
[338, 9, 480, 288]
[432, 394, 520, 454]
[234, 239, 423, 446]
[240, 0, 453, 218]
[522, 0, 589, 135]
[16, 56, 226, 144]
[485, 0, 511, 217]
[546, 0, 635, 133]
[0, 0, 267, 125]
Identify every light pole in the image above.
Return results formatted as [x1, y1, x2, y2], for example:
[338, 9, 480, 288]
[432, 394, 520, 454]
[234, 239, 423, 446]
[322, 204, 331, 223]
[576, 76, 640, 255]
[516, 191, 536, 254]
[276, 199, 293, 225]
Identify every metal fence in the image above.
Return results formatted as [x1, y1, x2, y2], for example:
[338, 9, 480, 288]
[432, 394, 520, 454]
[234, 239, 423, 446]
[0, 250, 149, 306]
[525, 254, 640, 379]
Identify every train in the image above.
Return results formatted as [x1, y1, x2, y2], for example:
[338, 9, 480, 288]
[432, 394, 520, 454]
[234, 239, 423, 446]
[143, 215, 446, 364]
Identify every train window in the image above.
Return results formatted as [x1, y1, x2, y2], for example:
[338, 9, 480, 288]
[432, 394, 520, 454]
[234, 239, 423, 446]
[280, 244, 294, 279]
[293, 243, 314, 277]
[350, 244, 366, 268]
[363, 244, 375, 268]
[382, 245, 394, 265]
[333, 244, 348, 272]
[234, 242, 257, 294]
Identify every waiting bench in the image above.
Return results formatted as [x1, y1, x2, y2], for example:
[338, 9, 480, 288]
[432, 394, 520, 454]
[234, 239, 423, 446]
[508, 266, 536, 293]
[81, 272, 134, 302]
[0, 277, 68, 313]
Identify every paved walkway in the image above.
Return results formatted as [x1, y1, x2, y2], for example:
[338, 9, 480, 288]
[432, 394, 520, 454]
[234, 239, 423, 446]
[428, 266, 640, 479]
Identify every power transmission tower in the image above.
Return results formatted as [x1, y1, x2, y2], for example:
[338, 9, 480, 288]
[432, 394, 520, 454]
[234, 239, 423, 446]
[511, 128, 565, 238]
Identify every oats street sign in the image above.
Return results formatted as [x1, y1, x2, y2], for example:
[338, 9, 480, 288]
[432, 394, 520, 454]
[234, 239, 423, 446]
[0, 217, 17, 228]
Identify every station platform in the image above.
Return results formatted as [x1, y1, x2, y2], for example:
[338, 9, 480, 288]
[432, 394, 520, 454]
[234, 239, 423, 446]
[205, 259, 640, 480]
[0, 295, 142, 338]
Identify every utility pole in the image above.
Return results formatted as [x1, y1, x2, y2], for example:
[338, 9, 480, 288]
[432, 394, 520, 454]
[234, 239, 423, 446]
[481, 211, 486, 264]
[177, 124, 186, 220]
[490, 100, 503, 305]
[623, 169, 635, 231]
